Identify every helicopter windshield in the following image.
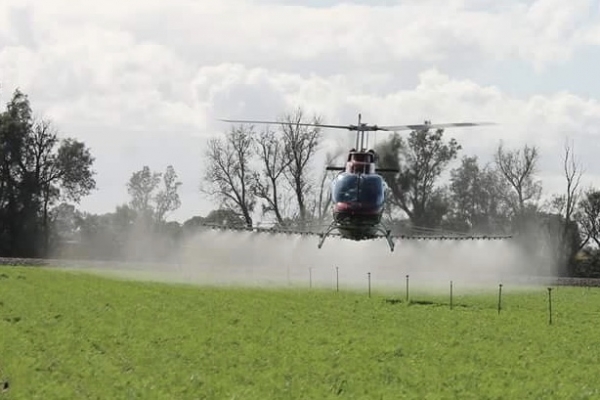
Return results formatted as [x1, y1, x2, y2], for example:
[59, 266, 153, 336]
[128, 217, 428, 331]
[331, 173, 385, 205]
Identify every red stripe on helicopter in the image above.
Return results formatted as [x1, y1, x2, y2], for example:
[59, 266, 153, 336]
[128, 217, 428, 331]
[334, 202, 382, 215]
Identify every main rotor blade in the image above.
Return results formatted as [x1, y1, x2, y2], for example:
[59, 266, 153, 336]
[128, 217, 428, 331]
[377, 122, 497, 131]
[219, 118, 351, 130]
[219, 118, 497, 132]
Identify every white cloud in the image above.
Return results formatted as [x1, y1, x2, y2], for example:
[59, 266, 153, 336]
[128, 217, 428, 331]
[7, 0, 596, 73]
[1, 0, 600, 221]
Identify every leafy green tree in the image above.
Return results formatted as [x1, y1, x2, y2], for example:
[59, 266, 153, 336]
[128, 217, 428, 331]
[155, 165, 182, 223]
[127, 165, 182, 224]
[0, 88, 96, 257]
[0, 89, 35, 255]
[572, 248, 600, 278]
[71, 211, 121, 260]
[203, 208, 247, 228]
[124, 165, 182, 261]
[575, 189, 600, 248]
[127, 166, 161, 219]
[31, 122, 96, 253]
[447, 155, 511, 234]
[48, 202, 82, 257]
[376, 122, 461, 228]
[182, 215, 206, 235]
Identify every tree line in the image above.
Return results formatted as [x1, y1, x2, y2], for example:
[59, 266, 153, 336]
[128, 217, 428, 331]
[2, 89, 600, 277]
[201, 110, 600, 277]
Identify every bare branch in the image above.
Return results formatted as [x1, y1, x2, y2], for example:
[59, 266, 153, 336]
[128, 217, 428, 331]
[279, 107, 322, 225]
[562, 138, 583, 224]
[494, 141, 541, 215]
[251, 127, 293, 224]
[201, 125, 256, 226]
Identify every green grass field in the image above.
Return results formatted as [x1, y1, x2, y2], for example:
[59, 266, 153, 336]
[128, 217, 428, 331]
[1, 266, 600, 399]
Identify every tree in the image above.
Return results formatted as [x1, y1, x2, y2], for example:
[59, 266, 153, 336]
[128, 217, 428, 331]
[376, 122, 461, 228]
[494, 141, 541, 217]
[0, 89, 35, 255]
[447, 155, 511, 234]
[127, 166, 161, 218]
[533, 211, 582, 276]
[572, 248, 600, 278]
[111, 204, 138, 239]
[155, 165, 182, 223]
[72, 212, 116, 260]
[52, 138, 96, 202]
[204, 208, 247, 228]
[545, 140, 585, 274]
[279, 107, 322, 225]
[74, 206, 138, 261]
[48, 202, 82, 257]
[492, 141, 555, 273]
[576, 189, 600, 248]
[0, 89, 96, 257]
[202, 125, 256, 227]
[34, 124, 96, 253]
[182, 215, 206, 236]
[127, 164, 182, 225]
[251, 127, 291, 225]
[556, 140, 583, 227]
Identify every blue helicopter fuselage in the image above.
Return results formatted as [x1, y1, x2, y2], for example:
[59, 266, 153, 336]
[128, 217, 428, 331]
[329, 171, 387, 240]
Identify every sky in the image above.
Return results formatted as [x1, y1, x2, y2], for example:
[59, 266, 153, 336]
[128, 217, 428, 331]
[1, 0, 600, 223]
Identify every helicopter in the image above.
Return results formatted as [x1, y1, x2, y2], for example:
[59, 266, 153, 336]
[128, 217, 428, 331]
[216, 114, 512, 251]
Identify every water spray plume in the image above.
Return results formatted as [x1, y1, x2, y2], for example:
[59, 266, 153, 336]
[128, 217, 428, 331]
[89, 228, 558, 292]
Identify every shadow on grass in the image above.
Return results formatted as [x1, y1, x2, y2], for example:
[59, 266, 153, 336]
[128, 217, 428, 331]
[384, 298, 469, 308]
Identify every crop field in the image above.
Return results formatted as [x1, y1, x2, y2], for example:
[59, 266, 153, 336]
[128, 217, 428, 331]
[1, 265, 600, 399]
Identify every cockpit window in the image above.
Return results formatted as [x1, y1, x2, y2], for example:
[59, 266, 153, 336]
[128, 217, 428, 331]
[347, 152, 374, 163]
[331, 173, 385, 205]
[331, 174, 358, 202]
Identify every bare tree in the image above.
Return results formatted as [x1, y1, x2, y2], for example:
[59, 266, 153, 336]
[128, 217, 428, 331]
[202, 125, 256, 227]
[494, 141, 542, 215]
[546, 140, 585, 273]
[279, 107, 322, 225]
[549, 140, 583, 223]
[251, 127, 292, 225]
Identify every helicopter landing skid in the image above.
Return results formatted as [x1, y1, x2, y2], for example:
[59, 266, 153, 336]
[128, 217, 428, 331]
[374, 224, 395, 252]
[317, 222, 395, 252]
[317, 222, 338, 249]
